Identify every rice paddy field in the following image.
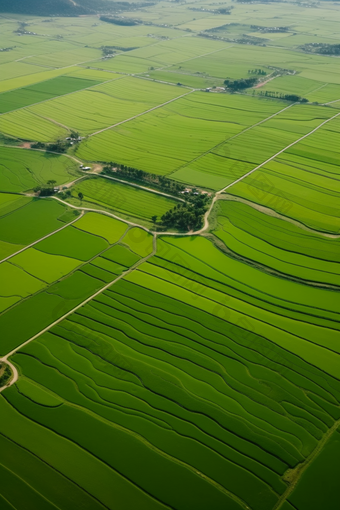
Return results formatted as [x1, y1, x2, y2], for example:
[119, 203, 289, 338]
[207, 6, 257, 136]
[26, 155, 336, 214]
[1, 2, 340, 509]
[68, 176, 181, 224]
[0, 146, 79, 192]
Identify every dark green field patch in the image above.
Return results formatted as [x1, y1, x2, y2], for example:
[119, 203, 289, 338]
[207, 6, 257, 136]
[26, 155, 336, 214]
[36, 225, 108, 261]
[0, 76, 102, 114]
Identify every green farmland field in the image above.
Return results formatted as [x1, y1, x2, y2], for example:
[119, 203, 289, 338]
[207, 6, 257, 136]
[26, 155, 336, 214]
[0, 146, 79, 192]
[69, 177, 180, 224]
[1, 3, 340, 510]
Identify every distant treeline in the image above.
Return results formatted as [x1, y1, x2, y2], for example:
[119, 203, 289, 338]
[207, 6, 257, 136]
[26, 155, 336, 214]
[0, 0, 155, 16]
[258, 91, 308, 102]
[299, 43, 340, 55]
[101, 45, 138, 55]
[100, 16, 141, 26]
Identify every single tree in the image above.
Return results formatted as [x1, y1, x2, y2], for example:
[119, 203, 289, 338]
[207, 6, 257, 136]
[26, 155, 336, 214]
[151, 215, 157, 224]
[78, 192, 84, 201]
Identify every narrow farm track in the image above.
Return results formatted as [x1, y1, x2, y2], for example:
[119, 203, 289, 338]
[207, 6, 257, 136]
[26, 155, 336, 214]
[273, 419, 340, 510]
[0, 237, 157, 390]
[0, 210, 85, 265]
[89, 89, 195, 137]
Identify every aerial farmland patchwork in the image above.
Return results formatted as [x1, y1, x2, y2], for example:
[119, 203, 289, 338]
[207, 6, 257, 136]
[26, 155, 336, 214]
[0, 1, 339, 509]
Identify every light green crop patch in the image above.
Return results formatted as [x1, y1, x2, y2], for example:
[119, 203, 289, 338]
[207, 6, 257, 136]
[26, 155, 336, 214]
[122, 227, 154, 257]
[74, 212, 127, 244]
[11, 248, 82, 284]
[0, 261, 45, 298]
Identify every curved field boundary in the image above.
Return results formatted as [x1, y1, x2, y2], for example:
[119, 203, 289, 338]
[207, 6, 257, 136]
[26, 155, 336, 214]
[218, 195, 340, 239]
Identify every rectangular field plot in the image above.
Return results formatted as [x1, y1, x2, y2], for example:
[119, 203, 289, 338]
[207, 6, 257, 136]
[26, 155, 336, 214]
[73, 212, 128, 244]
[0, 146, 79, 192]
[0, 108, 69, 142]
[227, 115, 340, 233]
[0, 75, 104, 114]
[27, 77, 183, 136]
[0, 198, 73, 248]
[0, 212, 135, 354]
[3, 234, 339, 510]
[171, 103, 336, 189]
[77, 93, 284, 176]
[69, 177, 180, 223]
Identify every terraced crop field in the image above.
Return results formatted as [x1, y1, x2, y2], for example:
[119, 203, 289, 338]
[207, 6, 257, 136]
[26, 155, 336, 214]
[1, 3, 340, 510]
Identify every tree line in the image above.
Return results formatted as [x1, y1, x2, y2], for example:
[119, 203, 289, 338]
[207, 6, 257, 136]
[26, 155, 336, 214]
[102, 163, 185, 195]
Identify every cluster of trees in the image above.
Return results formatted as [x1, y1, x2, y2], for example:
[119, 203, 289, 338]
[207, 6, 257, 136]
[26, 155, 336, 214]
[31, 140, 69, 153]
[0, 0, 152, 16]
[224, 78, 258, 90]
[160, 194, 209, 232]
[258, 91, 308, 102]
[0, 46, 15, 52]
[299, 43, 340, 55]
[248, 69, 267, 75]
[101, 45, 137, 56]
[100, 16, 140, 26]
[33, 180, 57, 196]
[102, 164, 185, 194]
[251, 25, 289, 33]
[31, 132, 81, 153]
[0, 363, 12, 387]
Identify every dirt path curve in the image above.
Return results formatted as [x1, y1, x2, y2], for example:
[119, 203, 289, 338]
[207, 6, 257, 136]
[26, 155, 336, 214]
[0, 359, 18, 393]
[0, 210, 84, 265]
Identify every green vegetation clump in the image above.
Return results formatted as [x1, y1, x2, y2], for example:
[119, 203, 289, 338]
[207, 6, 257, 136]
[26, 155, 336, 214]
[0, 362, 13, 387]
[224, 78, 258, 90]
[258, 90, 308, 102]
[300, 43, 340, 55]
[160, 193, 209, 231]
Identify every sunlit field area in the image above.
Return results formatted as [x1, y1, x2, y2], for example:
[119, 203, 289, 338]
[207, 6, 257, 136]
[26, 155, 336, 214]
[0, 1, 340, 509]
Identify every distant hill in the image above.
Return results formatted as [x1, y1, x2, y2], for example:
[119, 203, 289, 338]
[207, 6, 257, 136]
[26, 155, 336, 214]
[0, 0, 149, 16]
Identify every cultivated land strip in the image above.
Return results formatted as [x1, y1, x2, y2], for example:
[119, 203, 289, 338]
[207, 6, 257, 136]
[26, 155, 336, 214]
[89, 89, 195, 137]
[170, 102, 296, 174]
[0, 210, 84, 265]
[219, 195, 340, 239]
[0, 75, 127, 117]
